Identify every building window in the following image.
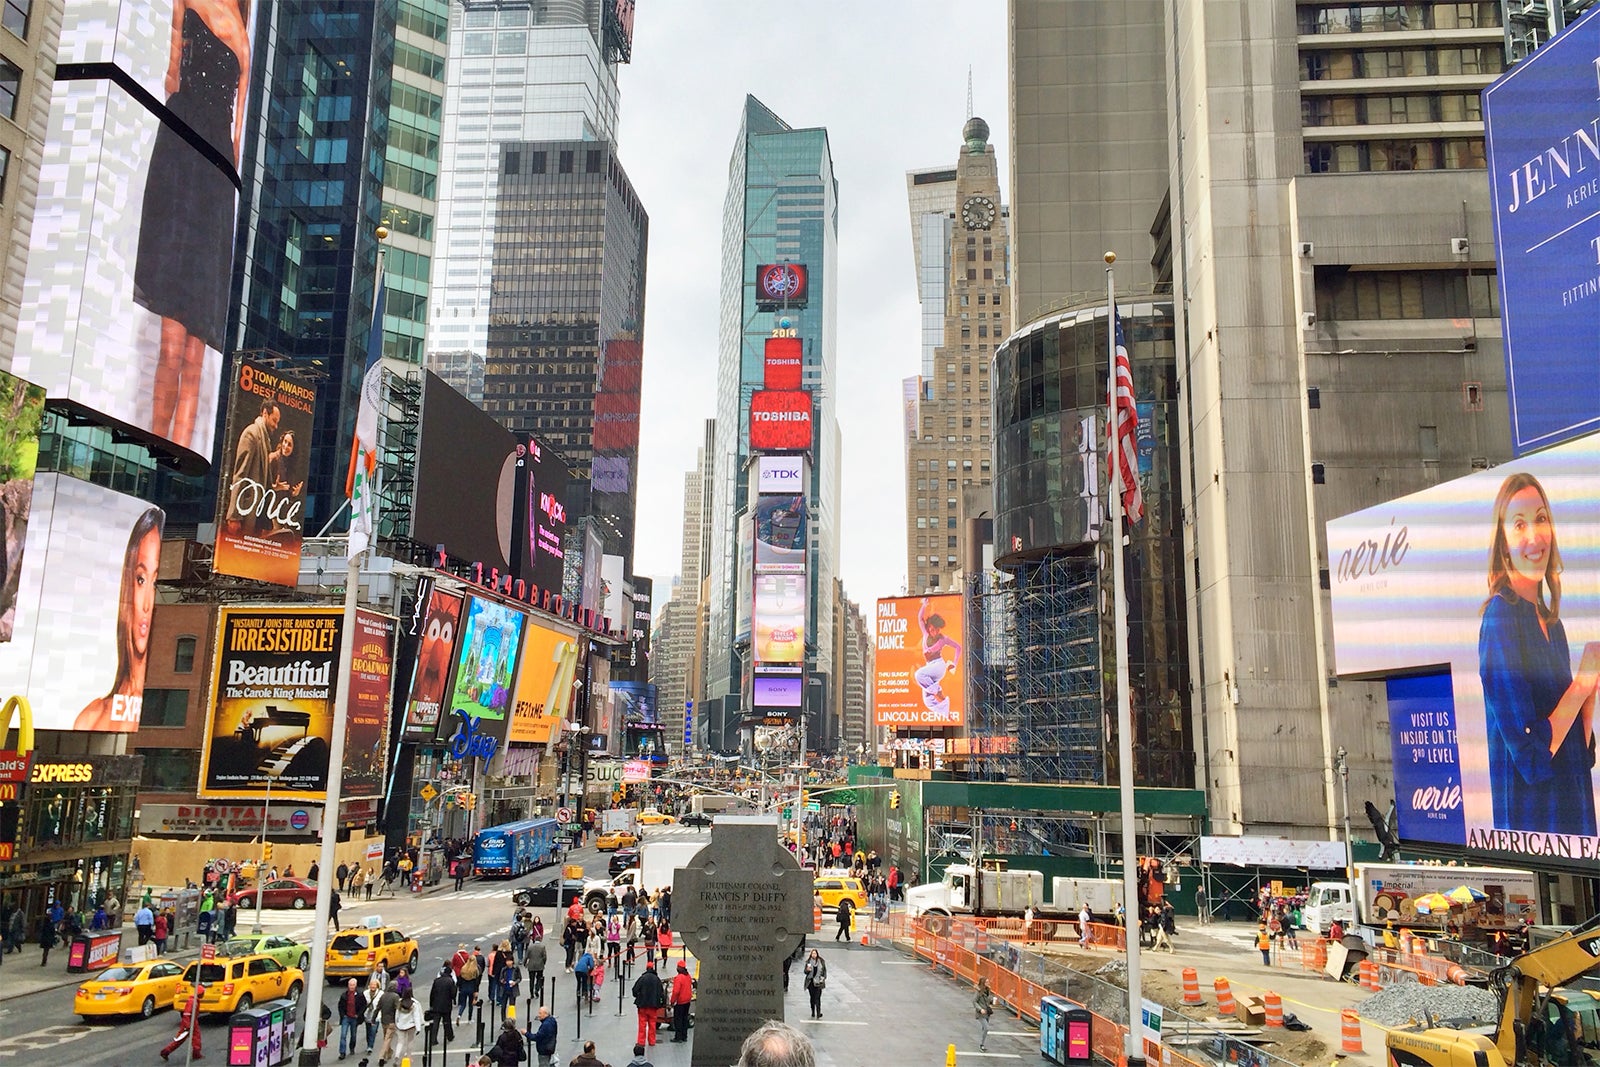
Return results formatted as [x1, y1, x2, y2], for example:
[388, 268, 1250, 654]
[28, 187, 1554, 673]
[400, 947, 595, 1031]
[141, 689, 189, 728]
[0, 144, 11, 204]
[0, 57, 18, 119]
[174, 635, 198, 673]
[140, 750, 201, 792]
[559, 150, 574, 173]
[2, 0, 27, 38]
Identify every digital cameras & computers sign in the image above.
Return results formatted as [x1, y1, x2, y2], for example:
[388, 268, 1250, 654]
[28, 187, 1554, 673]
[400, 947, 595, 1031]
[749, 390, 813, 452]
[1483, 5, 1600, 455]
[754, 263, 809, 310]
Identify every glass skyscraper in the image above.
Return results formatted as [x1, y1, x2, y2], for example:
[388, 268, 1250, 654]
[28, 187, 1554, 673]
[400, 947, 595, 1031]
[706, 96, 840, 747]
[426, 0, 625, 398]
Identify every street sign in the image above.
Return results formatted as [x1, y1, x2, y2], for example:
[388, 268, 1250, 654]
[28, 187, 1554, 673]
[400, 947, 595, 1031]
[805, 802, 821, 813]
[201, 943, 217, 961]
[419, 783, 437, 803]
[557, 806, 573, 824]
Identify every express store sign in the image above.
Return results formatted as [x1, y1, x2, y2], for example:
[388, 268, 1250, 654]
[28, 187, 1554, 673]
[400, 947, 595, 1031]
[749, 390, 813, 452]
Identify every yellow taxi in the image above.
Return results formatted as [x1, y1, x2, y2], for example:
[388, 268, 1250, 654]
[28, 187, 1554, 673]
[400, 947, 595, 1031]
[595, 829, 639, 851]
[174, 952, 304, 1015]
[638, 809, 676, 825]
[325, 926, 419, 982]
[814, 875, 868, 910]
[74, 958, 186, 1019]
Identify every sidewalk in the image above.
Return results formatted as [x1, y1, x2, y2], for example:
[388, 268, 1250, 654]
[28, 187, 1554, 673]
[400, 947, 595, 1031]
[0, 931, 214, 1000]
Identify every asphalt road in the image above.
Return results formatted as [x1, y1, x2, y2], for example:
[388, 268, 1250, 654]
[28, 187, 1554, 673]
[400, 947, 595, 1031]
[0, 825, 1041, 1065]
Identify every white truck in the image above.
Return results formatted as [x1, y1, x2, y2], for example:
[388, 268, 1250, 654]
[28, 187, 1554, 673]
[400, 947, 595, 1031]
[583, 840, 706, 914]
[1300, 862, 1542, 935]
[904, 864, 1126, 933]
[601, 809, 638, 836]
[689, 795, 747, 817]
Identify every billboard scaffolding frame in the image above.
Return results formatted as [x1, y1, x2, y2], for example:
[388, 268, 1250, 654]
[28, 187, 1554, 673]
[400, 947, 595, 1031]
[1014, 553, 1102, 783]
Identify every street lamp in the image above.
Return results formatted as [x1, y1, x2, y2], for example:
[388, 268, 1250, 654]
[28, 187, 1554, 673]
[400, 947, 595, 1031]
[253, 767, 283, 936]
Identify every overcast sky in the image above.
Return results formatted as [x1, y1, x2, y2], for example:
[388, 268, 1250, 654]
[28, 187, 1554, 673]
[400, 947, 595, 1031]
[616, 4, 1010, 612]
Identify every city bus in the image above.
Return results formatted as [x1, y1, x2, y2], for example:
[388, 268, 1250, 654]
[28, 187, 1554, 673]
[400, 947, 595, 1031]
[473, 817, 562, 877]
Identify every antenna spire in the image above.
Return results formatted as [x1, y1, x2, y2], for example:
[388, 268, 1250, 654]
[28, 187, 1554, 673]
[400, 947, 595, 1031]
[966, 67, 973, 120]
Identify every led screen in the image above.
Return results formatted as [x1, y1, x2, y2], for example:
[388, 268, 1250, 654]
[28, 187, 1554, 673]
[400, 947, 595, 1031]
[402, 585, 463, 738]
[412, 372, 517, 571]
[343, 610, 396, 800]
[612, 681, 657, 724]
[0, 370, 46, 643]
[753, 672, 803, 709]
[17, 0, 258, 466]
[518, 435, 569, 598]
[200, 607, 343, 800]
[0, 474, 164, 732]
[749, 390, 814, 452]
[754, 494, 807, 573]
[763, 336, 803, 390]
[602, 555, 627, 635]
[753, 573, 806, 665]
[1326, 431, 1600, 861]
[508, 621, 580, 745]
[442, 597, 526, 729]
[213, 359, 316, 586]
[1483, 6, 1600, 454]
[874, 594, 966, 727]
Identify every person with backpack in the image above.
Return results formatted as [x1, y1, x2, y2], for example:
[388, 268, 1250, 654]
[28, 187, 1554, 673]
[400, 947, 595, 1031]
[511, 918, 529, 965]
[573, 948, 596, 1004]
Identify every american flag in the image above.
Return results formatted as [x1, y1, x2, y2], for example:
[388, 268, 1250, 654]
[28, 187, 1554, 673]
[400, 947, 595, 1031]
[1111, 310, 1144, 524]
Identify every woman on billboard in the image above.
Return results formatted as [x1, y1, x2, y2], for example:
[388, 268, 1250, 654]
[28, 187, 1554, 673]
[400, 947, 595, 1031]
[914, 597, 962, 716]
[1478, 473, 1599, 837]
[134, 0, 252, 449]
[75, 507, 165, 732]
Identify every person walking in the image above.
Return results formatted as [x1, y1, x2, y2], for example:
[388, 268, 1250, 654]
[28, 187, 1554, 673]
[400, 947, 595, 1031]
[329, 889, 343, 932]
[454, 944, 482, 1020]
[429, 962, 456, 1045]
[36, 913, 56, 966]
[453, 857, 467, 892]
[668, 960, 692, 1041]
[362, 971, 385, 1057]
[1256, 924, 1273, 966]
[336, 862, 350, 893]
[486, 1018, 528, 1065]
[337, 978, 368, 1060]
[802, 949, 826, 1019]
[834, 898, 854, 943]
[367, 978, 399, 1067]
[391, 991, 420, 1065]
[641, 919, 658, 967]
[499, 955, 522, 1018]
[1078, 904, 1093, 948]
[630, 960, 665, 1047]
[526, 934, 547, 1002]
[974, 976, 997, 1051]
[361, 866, 374, 901]
[153, 910, 169, 955]
[159, 984, 205, 1062]
[487, 942, 509, 1017]
[532, 1006, 558, 1067]
[134, 901, 155, 945]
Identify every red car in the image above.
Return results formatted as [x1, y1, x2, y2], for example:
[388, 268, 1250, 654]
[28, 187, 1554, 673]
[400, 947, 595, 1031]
[229, 878, 318, 910]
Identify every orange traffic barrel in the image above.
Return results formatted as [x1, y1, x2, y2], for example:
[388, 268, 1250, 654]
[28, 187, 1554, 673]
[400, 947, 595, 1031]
[1214, 976, 1235, 1016]
[1341, 1009, 1363, 1054]
[1182, 968, 1203, 1005]
[1263, 992, 1283, 1028]
[813, 906, 822, 933]
[1447, 964, 1467, 985]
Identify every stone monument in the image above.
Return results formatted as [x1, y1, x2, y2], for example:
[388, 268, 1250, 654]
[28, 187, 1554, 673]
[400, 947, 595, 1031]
[672, 814, 813, 1067]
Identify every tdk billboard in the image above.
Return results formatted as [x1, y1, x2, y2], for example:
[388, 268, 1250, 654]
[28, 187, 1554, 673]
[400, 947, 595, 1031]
[1483, 5, 1600, 456]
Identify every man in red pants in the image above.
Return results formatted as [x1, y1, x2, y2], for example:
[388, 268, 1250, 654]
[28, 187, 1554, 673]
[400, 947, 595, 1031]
[160, 985, 204, 1061]
[630, 960, 665, 1046]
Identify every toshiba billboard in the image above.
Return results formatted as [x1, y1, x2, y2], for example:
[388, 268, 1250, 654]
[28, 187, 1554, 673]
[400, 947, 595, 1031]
[763, 336, 803, 390]
[750, 390, 813, 452]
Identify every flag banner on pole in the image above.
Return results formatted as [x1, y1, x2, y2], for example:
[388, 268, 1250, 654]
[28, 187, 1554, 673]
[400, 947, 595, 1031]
[346, 276, 386, 560]
[1112, 310, 1145, 524]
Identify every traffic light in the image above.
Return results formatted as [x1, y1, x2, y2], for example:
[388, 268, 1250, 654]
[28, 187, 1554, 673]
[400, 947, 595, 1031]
[889, 790, 901, 810]
[262, 841, 273, 863]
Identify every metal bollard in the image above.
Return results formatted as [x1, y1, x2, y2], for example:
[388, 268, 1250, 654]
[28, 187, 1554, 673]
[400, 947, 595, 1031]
[475, 997, 485, 1049]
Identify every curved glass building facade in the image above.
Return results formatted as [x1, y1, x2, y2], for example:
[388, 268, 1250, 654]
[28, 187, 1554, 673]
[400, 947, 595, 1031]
[988, 300, 1193, 788]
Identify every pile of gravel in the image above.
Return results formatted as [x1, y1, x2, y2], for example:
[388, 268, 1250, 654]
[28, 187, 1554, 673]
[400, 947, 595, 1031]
[1359, 981, 1497, 1028]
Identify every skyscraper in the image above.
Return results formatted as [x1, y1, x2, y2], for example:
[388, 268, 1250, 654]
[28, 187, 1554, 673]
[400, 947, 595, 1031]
[903, 120, 1008, 595]
[426, 0, 630, 398]
[706, 96, 840, 748]
[482, 137, 648, 569]
[651, 419, 714, 753]
[0, 0, 65, 362]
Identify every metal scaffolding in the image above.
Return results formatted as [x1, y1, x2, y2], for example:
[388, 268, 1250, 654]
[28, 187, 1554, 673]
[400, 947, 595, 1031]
[966, 553, 1102, 783]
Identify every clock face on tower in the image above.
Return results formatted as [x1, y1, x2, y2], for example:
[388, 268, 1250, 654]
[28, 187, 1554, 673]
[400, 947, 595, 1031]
[962, 196, 996, 231]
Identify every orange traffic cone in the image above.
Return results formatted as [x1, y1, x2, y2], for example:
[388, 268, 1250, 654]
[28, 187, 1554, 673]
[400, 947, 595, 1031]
[1182, 968, 1203, 1006]
[1214, 977, 1235, 1017]
[1341, 1009, 1363, 1054]
[1263, 993, 1283, 1028]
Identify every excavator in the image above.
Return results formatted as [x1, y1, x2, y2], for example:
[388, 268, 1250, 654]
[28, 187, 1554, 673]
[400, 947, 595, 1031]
[1387, 913, 1600, 1067]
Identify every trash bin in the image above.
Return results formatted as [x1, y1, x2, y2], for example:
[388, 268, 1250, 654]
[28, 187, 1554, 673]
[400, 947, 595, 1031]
[1040, 995, 1093, 1065]
[229, 997, 299, 1067]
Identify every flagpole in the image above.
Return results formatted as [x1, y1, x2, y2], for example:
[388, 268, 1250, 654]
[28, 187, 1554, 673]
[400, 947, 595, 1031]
[1105, 251, 1146, 1067]
[298, 232, 387, 1065]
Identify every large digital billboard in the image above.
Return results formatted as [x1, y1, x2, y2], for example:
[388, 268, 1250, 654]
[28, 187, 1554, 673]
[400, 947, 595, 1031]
[753, 573, 806, 665]
[442, 596, 526, 727]
[763, 336, 803, 390]
[213, 359, 316, 586]
[612, 681, 657, 724]
[16, 0, 257, 467]
[0, 474, 164, 732]
[1484, 6, 1600, 455]
[602, 555, 627, 635]
[754, 494, 807, 573]
[517, 436, 569, 597]
[1327, 432, 1600, 861]
[754, 263, 809, 310]
[412, 372, 518, 572]
[509, 621, 580, 745]
[734, 518, 754, 645]
[344, 610, 396, 799]
[200, 608, 343, 801]
[0, 371, 46, 643]
[402, 583, 462, 738]
[874, 594, 966, 727]
[750, 390, 814, 452]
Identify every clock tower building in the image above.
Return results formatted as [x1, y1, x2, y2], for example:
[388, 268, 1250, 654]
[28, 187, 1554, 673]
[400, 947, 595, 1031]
[904, 118, 1011, 595]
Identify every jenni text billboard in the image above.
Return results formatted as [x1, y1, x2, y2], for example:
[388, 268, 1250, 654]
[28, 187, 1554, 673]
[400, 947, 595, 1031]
[874, 594, 965, 727]
[1327, 432, 1600, 862]
[1483, 5, 1600, 454]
